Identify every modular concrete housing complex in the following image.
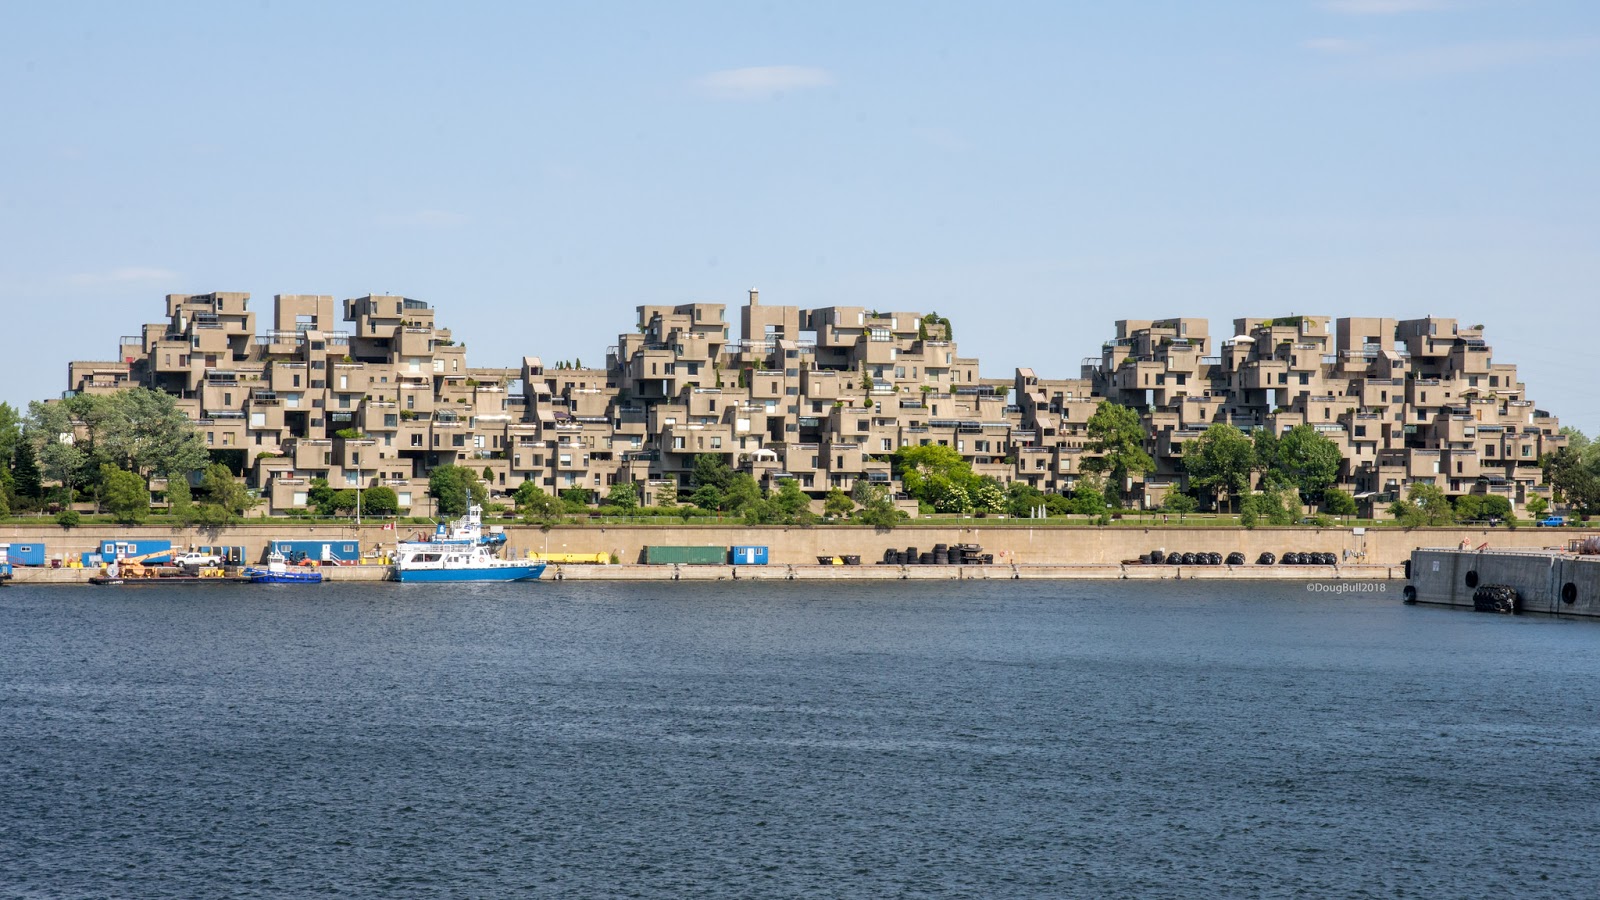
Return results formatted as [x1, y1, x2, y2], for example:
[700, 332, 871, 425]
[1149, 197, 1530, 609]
[64, 291, 1564, 518]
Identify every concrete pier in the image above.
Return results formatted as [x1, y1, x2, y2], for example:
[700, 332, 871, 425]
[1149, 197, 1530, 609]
[1408, 548, 1600, 617]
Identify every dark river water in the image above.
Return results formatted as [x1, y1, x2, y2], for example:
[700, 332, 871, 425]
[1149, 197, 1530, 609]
[2, 580, 1597, 898]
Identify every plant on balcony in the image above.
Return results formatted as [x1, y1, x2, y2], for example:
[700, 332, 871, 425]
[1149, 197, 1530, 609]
[399, 409, 416, 420]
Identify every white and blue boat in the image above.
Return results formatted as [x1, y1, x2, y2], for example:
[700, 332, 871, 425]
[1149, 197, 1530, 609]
[389, 505, 546, 583]
[243, 551, 324, 585]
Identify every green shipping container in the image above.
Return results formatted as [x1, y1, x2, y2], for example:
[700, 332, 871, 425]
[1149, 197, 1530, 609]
[645, 545, 727, 565]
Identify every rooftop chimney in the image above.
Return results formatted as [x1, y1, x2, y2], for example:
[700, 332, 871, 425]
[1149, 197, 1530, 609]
[749, 288, 759, 305]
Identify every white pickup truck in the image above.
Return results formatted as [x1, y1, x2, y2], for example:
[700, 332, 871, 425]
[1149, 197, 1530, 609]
[173, 552, 223, 567]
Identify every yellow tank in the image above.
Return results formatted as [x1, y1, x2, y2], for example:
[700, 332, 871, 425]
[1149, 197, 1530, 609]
[527, 552, 612, 564]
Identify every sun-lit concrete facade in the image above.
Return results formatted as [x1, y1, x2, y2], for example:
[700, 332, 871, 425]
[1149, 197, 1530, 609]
[70, 293, 1564, 518]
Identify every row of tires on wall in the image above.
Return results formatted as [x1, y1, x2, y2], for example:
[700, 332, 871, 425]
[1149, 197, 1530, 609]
[1144, 550, 1338, 566]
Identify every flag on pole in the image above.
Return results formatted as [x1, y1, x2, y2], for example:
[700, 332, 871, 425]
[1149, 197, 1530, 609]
[382, 522, 394, 531]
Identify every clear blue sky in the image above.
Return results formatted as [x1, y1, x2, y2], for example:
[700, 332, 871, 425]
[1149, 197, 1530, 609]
[3, 1, 1596, 428]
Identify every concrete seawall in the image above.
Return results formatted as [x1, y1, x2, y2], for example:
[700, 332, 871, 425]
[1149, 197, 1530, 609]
[1, 522, 1577, 570]
[7, 562, 1403, 585]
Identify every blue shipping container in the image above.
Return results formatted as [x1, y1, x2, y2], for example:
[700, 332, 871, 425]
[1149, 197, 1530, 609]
[1, 543, 47, 566]
[98, 540, 172, 563]
[729, 545, 769, 566]
[269, 540, 361, 563]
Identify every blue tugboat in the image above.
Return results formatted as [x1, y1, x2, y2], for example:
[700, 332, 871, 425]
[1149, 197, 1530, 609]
[243, 551, 325, 584]
[389, 505, 546, 583]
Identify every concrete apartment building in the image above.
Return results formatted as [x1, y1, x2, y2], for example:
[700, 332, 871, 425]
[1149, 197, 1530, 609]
[68, 292, 1564, 518]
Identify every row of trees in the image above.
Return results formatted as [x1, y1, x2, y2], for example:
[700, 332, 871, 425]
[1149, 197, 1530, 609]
[1180, 422, 1345, 512]
[0, 391, 252, 524]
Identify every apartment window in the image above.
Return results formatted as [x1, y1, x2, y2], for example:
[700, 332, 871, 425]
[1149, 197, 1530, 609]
[1523, 446, 1532, 457]
[1355, 425, 1366, 437]
[223, 392, 233, 405]
[293, 374, 302, 387]
[711, 437, 722, 449]
[452, 435, 465, 447]
[338, 396, 351, 409]
[206, 432, 214, 445]
[312, 361, 325, 370]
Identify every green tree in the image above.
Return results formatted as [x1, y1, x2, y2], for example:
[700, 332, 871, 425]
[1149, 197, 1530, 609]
[100, 464, 150, 524]
[1066, 477, 1108, 517]
[1276, 425, 1343, 501]
[605, 481, 639, 511]
[1543, 447, 1600, 512]
[1163, 492, 1198, 521]
[0, 489, 9, 519]
[201, 462, 254, 520]
[515, 483, 564, 526]
[167, 476, 195, 525]
[1482, 495, 1512, 519]
[56, 508, 81, 529]
[853, 483, 903, 528]
[1081, 402, 1153, 506]
[1003, 481, 1046, 518]
[331, 489, 358, 514]
[1242, 488, 1296, 526]
[893, 444, 981, 508]
[11, 439, 41, 500]
[559, 488, 593, 511]
[361, 486, 399, 517]
[26, 401, 88, 506]
[689, 483, 724, 511]
[0, 402, 21, 473]
[308, 477, 337, 516]
[824, 487, 854, 518]
[1453, 494, 1485, 522]
[971, 479, 1004, 513]
[100, 388, 208, 477]
[1525, 495, 1549, 520]
[1323, 487, 1358, 518]
[774, 478, 811, 519]
[429, 465, 487, 517]
[723, 473, 762, 513]
[1390, 482, 1454, 527]
[1252, 428, 1287, 489]
[1184, 423, 1255, 511]
[691, 454, 734, 492]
